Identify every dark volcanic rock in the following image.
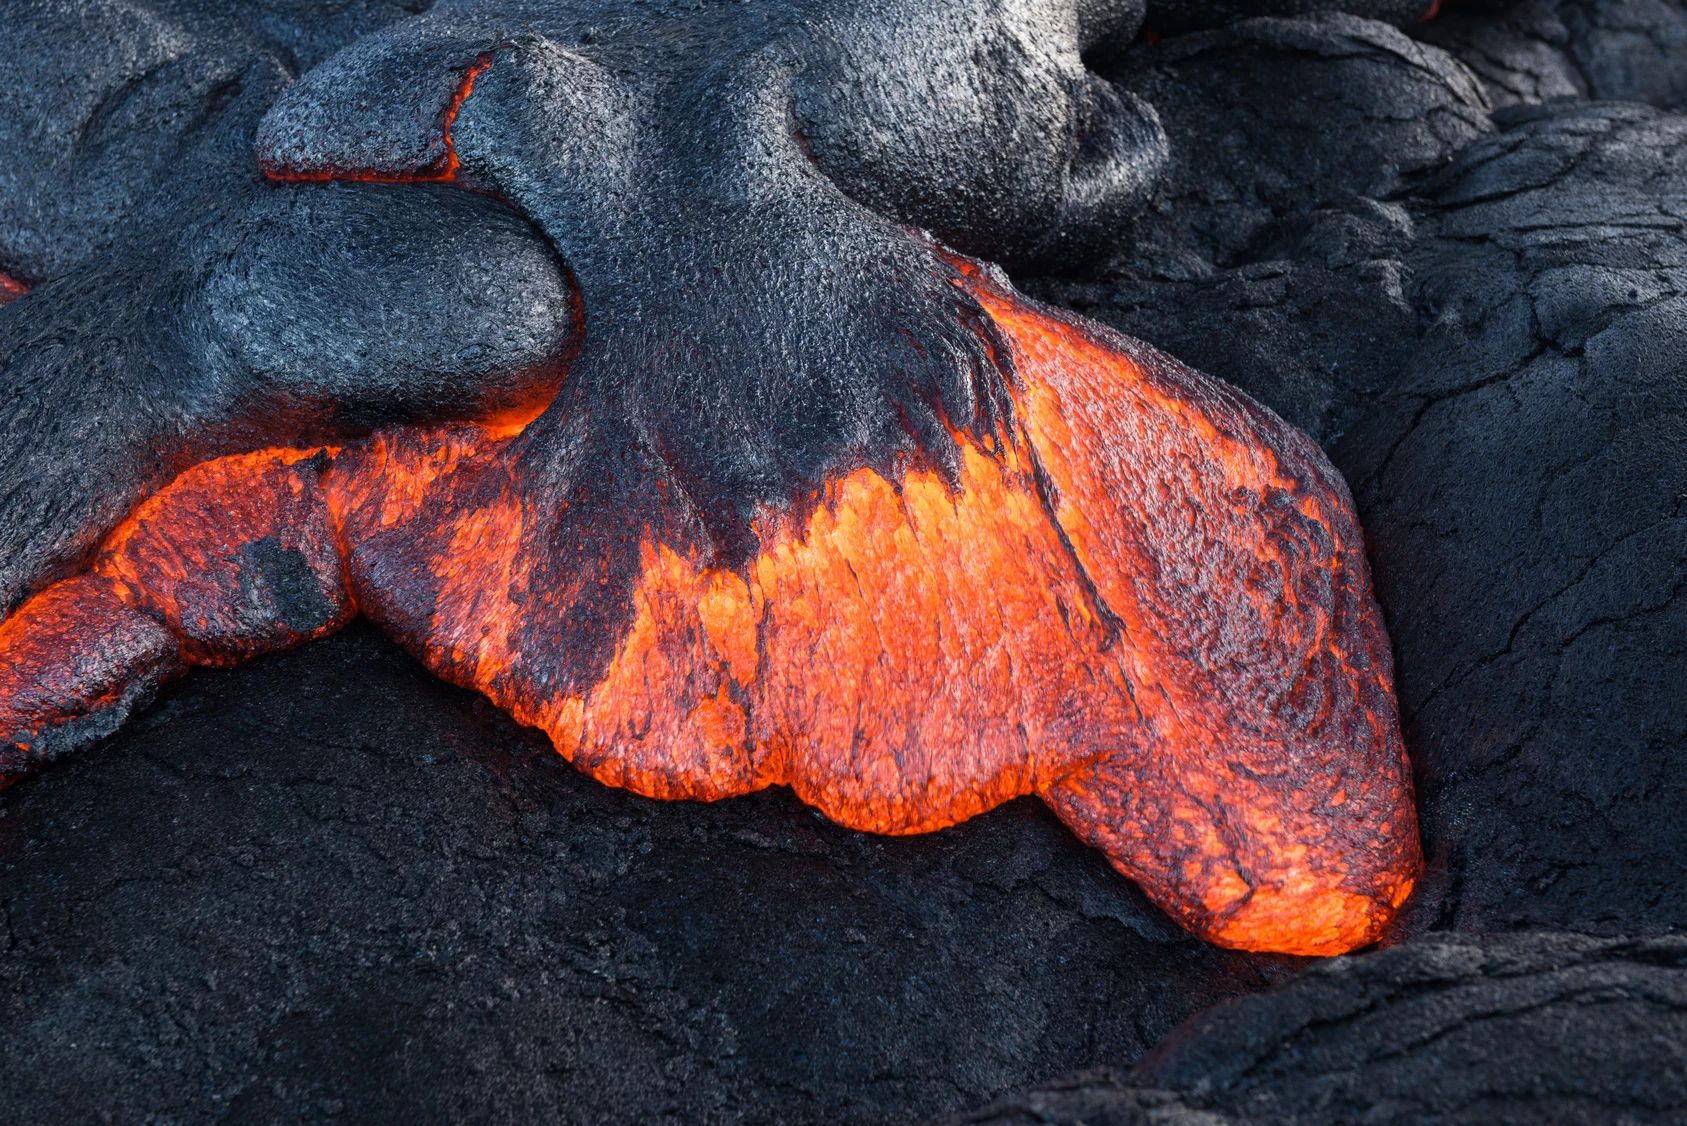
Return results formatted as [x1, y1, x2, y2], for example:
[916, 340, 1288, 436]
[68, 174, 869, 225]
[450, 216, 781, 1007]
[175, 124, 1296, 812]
[1103, 15, 1489, 273]
[1029, 15, 1487, 440]
[220, 0, 435, 74]
[1147, 0, 1433, 36]
[945, 931, 1687, 1125]
[1343, 100, 1687, 935]
[1028, 198, 1421, 442]
[1419, 0, 1687, 111]
[0, 626, 1293, 1125]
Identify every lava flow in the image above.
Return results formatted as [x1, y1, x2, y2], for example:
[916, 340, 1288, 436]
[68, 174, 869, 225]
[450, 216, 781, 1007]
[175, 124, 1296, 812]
[0, 268, 1419, 957]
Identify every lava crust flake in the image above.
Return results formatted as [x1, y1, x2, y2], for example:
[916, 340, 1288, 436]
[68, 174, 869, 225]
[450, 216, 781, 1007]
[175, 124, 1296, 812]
[0, 0, 1419, 955]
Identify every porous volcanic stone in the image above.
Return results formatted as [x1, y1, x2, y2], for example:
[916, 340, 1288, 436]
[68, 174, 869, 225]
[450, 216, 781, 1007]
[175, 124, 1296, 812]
[0, 625, 1296, 1125]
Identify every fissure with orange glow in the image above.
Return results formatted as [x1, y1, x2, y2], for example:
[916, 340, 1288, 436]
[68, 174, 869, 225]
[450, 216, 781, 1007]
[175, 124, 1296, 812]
[0, 271, 1419, 956]
[261, 54, 493, 184]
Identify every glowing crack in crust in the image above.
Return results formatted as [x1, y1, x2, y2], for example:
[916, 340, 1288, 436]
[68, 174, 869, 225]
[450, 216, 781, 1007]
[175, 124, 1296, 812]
[0, 0, 1420, 956]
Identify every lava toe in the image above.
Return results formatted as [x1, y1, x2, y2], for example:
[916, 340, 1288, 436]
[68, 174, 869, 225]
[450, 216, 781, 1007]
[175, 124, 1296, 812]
[0, 576, 184, 780]
[966, 272, 1421, 955]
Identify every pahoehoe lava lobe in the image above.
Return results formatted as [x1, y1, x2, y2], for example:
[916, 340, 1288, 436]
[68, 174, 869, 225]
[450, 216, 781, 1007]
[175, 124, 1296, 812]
[0, 0, 1418, 957]
[4, 0, 1685, 1122]
[0, 0, 431, 287]
[1022, 22, 1687, 941]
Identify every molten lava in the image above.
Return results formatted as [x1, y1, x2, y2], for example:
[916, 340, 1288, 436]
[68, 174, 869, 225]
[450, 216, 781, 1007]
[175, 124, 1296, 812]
[0, 267, 1420, 956]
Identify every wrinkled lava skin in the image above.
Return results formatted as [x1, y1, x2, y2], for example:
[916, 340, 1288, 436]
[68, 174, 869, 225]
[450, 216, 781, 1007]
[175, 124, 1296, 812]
[0, 0, 1419, 955]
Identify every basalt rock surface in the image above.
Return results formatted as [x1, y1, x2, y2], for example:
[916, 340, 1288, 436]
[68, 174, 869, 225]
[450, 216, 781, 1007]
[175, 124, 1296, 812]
[1143, 0, 1434, 36]
[1031, 14, 1490, 441]
[0, 0, 430, 287]
[1346, 99, 1687, 936]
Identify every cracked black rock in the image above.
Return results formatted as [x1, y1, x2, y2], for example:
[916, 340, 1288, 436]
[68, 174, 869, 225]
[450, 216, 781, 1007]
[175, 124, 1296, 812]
[945, 931, 1687, 1125]
[1342, 99, 1687, 936]
[1418, 0, 1687, 111]
[1029, 14, 1489, 440]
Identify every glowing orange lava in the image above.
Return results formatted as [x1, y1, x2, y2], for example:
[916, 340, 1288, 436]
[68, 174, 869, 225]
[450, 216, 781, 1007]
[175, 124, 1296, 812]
[0, 276, 1420, 955]
[0, 271, 26, 305]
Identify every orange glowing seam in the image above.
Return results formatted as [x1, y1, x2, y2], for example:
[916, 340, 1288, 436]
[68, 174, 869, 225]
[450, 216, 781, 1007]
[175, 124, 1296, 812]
[264, 54, 494, 184]
[0, 271, 26, 306]
[0, 283, 1421, 956]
